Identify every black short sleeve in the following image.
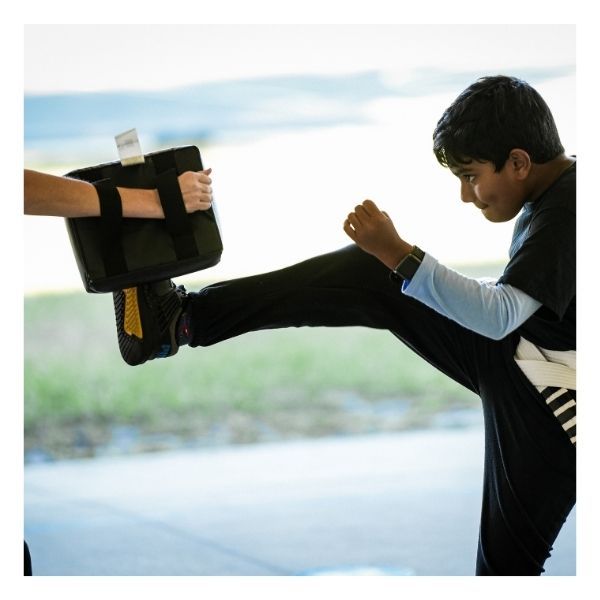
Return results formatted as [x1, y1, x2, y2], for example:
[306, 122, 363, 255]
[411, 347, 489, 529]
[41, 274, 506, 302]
[498, 162, 576, 350]
[500, 206, 575, 319]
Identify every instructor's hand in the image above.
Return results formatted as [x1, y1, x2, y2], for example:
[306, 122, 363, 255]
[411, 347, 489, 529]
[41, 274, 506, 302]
[178, 168, 213, 212]
[343, 199, 411, 270]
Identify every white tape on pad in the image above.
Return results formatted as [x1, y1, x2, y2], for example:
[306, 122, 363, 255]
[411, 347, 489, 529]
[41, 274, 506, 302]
[115, 128, 145, 166]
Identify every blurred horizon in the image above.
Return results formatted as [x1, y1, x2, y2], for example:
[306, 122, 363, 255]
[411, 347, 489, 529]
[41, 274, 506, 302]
[24, 64, 574, 164]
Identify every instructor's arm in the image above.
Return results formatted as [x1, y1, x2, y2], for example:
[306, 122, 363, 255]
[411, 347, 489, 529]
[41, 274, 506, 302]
[24, 168, 213, 218]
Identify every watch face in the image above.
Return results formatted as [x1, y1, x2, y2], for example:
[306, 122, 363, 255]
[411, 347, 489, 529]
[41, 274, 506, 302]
[396, 253, 421, 280]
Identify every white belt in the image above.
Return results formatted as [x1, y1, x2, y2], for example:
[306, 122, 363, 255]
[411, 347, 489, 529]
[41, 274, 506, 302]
[515, 337, 576, 390]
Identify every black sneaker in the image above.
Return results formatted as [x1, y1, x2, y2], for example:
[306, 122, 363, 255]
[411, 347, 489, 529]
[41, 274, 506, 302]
[113, 280, 187, 366]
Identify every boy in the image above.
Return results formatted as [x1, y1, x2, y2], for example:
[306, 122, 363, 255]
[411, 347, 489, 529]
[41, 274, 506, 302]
[112, 76, 575, 575]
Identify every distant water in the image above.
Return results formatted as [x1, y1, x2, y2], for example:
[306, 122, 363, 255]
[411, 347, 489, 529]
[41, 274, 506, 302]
[24, 66, 574, 165]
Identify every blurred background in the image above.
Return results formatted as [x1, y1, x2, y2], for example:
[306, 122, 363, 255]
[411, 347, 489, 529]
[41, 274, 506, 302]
[23, 24, 576, 576]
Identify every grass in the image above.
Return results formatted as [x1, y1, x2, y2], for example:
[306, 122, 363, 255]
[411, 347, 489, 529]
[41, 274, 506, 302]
[24, 267, 498, 459]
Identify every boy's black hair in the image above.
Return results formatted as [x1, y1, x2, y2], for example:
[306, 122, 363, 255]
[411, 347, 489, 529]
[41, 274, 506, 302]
[433, 75, 565, 171]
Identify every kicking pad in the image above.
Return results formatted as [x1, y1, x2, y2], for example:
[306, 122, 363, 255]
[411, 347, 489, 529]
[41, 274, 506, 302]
[64, 143, 223, 293]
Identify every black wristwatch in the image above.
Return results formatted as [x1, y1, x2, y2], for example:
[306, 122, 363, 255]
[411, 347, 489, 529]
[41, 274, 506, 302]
[392, 245, 425, 281]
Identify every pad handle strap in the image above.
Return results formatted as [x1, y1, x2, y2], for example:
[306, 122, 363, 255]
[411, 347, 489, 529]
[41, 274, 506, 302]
[92, 178, 127, 276]
[155, 168, 199, 260]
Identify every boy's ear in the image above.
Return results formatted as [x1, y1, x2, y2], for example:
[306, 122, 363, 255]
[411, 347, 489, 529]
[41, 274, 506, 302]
[507, 148, 532, 180]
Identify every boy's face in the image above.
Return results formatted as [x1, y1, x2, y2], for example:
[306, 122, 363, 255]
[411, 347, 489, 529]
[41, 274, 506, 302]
[450, 159, 527, 223]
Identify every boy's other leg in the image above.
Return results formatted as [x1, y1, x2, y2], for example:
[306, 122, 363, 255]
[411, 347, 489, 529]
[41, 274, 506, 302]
[473, 341, 576, 575]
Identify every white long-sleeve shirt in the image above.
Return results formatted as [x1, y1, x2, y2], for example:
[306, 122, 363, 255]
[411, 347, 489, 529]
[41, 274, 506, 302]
[401, 253, 542, 340]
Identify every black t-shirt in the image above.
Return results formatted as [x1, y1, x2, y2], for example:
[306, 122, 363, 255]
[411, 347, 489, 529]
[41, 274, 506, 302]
[498, 161, 576, 351]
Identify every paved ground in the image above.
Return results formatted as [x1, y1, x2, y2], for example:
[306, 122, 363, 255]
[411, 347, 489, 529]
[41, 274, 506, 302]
[24, 426, 575, 576]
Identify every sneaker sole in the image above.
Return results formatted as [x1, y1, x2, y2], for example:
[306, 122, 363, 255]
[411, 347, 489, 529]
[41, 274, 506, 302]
[113, 288, 146, 366]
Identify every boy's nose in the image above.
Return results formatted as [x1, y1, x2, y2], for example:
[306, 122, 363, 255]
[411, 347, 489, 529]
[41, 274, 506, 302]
[460, 181, 474, 204]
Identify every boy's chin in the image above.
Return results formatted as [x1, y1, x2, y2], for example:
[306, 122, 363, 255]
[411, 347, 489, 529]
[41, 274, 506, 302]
[482, 208, 517, 223]
[483, 212, 503, 223]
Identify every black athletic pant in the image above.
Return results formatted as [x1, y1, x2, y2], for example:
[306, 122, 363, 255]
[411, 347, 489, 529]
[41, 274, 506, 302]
[186, 245, 576, 575]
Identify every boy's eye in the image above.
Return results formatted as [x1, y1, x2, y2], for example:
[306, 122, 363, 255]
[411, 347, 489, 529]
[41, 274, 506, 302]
[463, 174, 476, 183]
